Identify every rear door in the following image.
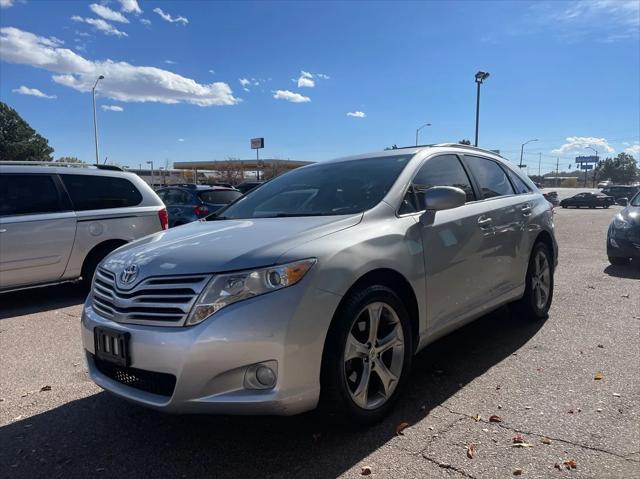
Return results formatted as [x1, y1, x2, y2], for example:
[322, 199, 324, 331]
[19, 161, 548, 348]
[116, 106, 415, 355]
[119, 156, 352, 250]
[0, 174, 77, 289]
[162, 188, 193, 225]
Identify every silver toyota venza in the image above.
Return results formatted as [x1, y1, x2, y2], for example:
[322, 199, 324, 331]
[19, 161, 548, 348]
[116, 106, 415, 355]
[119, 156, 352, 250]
[81, 144, 558, 424]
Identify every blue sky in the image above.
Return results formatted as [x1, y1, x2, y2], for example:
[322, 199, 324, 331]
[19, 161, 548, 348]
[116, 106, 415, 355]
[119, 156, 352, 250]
[1, 0, 639, 173]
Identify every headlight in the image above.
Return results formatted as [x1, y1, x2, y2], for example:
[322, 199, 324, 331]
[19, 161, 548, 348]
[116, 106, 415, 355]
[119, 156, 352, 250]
[612, 214, 631, 230]
[186, 258, 316, 326]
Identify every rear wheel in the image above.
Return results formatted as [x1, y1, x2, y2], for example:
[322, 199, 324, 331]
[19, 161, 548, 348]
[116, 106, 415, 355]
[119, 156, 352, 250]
[512, 242, 554, 320]
[320, 285, 412, 425]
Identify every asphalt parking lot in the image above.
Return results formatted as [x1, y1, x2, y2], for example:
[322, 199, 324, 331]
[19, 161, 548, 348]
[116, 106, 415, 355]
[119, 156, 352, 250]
[1, 205, 638, 479]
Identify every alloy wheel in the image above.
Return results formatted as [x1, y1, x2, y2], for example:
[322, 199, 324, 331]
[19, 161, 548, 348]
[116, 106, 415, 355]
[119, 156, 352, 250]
[531, 250, 551, 310]
[343, 301, 405, 410]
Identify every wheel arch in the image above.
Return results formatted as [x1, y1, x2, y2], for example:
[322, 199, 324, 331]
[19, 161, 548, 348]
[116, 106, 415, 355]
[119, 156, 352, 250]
[81, 239, 129, 278]
[533, 230, 556, 268]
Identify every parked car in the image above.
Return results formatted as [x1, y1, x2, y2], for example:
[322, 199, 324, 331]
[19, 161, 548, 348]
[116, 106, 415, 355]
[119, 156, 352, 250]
[156, 184, 242, 227]
[0, 162, 167, 292]
[543, 191, 559, 207]
[81, 143, 557, 424]
[559, 192, 615, 209]
[607, 191, 639, 266]
[236, 181, 264, 194]
[600, 185, 640, 204]
[597, 180, 612, 189]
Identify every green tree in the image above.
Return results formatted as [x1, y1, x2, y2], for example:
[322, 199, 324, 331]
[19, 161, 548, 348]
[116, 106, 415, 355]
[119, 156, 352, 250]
[0, 102, 54, 161]
[595, 153, 639, 184]
[458, 139, 471, 145]
[55, 156, 85, 164]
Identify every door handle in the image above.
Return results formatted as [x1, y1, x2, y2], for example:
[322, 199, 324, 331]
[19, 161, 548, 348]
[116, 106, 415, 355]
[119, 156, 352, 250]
[0, 229, 6, 233]
[521, 203, 532, 216]
[477, 216, 493, 228]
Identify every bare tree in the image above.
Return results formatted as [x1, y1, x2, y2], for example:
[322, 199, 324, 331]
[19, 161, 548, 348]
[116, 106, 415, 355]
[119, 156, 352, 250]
[216, 157, 245, 185]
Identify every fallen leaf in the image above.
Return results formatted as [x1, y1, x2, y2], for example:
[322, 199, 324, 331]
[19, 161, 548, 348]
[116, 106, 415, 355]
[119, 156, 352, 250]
[597, 344, 604, 348]
[466, 444, 476, 459]
[489, 415, 502, 423]
[496, 384, 501, 390]
[513, 469, 523, 476]
[511, 443, 533, 448]
[621, 294, 629, 298]
[554, 463, 562, 470]
[563, 459, 577, 469]
[613, 393, 621, 397]
[541, 437, 552, 445]
[594, 372, 604, 380]
[513, 435, 525, 444]
[474, 414, 481, 421]
[40, 385, 51, 392]
[396, 421, 410, 435]
[524, 406, 532, 410]
[596, 408, 603, 413]
[361, 466, 372, 476]
[568, 409, 574, 414]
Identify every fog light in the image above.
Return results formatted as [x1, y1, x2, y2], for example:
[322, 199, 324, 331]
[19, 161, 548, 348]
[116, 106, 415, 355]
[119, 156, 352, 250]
[244, 361, 278, 390]
[256, 366, 276, 387]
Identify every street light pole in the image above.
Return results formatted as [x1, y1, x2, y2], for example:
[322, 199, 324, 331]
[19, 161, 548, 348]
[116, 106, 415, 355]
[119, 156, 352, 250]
[586, 146, 598, 188]
[146, 160, 154, 187]
[474, 71, 490, 147]
[519, 138, 538, 168]
[415, 122, 432, 146]
[92, 75, 104, 166]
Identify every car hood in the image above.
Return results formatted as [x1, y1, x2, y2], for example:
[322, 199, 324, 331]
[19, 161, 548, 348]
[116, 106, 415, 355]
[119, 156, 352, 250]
[102, 214, 362, 276]
[619, 205, 640, 225]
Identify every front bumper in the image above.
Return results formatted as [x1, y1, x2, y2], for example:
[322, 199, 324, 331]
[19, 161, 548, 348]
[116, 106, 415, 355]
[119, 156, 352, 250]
[81, 278, 342, 415]
[607, 225, 640, 259]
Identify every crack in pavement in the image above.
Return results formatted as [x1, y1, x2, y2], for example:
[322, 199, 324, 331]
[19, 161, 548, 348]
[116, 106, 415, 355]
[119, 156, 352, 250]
[421, 454, 480, 479]
[438, 405, 639, 463]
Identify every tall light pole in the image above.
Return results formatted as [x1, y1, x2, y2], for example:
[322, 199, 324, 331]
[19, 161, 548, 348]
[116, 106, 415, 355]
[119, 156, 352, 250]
[519, 138, 538, 168]
[415, 122, 432, 146]
[146, 160, 154, 187]
[585, 146, 598, 188]
[92, 75, 104, 166]
[474, 71, 490, 147]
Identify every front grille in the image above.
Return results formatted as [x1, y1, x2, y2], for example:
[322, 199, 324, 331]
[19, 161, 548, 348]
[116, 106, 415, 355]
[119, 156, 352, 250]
[92, 268, 210, 326]
[92, 354, 176, 397]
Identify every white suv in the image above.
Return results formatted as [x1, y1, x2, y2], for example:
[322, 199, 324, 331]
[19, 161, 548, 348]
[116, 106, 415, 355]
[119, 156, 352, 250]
[0, 162, 168, 292]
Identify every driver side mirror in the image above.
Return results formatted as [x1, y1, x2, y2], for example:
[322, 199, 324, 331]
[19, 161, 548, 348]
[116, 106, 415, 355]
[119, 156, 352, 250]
[419, 186, 466, 225]
[617, 197, 628, 206]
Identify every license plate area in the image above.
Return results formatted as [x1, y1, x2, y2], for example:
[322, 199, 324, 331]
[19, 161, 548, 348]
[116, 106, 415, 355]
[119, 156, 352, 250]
[94, 327, 130, 367]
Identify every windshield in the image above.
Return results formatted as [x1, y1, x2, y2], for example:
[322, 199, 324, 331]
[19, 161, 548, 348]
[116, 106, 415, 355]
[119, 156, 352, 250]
[213, 155, 412, 219]
[631, 192, 640, 207]
[198, 190, 242, 204]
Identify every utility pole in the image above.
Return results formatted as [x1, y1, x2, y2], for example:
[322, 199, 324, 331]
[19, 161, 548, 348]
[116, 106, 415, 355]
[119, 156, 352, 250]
[538, 152, 542, 179]
[519, 139, 538, 168]
[555, 157, 559, 187]
[92, 75, 104, 166]
[474, 71, 490, 147]
[415, 123, 432, 146]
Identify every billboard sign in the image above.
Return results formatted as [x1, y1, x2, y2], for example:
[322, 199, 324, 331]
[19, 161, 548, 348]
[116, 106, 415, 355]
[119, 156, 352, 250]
[575, 155, 598, 164]
[251, 138, 265, 149]
[580, 164, 594, 170]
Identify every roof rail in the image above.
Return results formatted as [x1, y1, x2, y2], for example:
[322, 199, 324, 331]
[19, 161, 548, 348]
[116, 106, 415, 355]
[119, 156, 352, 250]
[433, 143, 505, 158]
[0, 161, 124, 171]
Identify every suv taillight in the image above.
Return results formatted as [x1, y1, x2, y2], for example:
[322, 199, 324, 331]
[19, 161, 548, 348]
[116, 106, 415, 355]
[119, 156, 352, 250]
[193, 205, 209, 216]
[158, 208, 169, 230]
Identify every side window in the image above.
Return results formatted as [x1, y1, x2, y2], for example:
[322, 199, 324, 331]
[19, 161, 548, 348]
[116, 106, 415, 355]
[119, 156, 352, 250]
[464, 156, 515, 199]
[61, 174, 143, 211]
[163, 189, 190, 205]
[156, 190, 168, 201]
[0, 174, 63, 216]
[506, 169, 532, 194]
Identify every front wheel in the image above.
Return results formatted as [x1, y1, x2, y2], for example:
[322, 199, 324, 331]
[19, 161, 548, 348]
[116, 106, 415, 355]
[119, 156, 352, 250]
[512, 242, 554, 320]
[320, 285, 413, 425]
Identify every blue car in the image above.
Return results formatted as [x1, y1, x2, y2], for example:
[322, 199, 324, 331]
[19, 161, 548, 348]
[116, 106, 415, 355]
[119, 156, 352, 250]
[156, 184, 242, 227]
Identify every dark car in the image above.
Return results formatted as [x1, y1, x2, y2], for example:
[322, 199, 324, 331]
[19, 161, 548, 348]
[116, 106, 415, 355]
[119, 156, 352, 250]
[560, 192, 615, 209]
[607, 191, 640, 265]
[236, 181, 264, 194]
[601, 185, 640, 202]
[156, 184, 242, 227]
[543, 191, 559, 207]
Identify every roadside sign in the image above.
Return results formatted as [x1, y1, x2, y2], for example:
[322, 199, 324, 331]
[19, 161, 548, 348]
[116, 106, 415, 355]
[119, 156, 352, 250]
[575, 155, 598, 164]
[580, 164, 593, 170]
[251, 138, 264, 149]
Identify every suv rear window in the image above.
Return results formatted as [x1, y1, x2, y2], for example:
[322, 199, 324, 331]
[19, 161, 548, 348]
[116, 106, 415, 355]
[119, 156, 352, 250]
[61, 174, 142, 211]
[0, 174, 63, 216]
[464, 156, 515, 199]
[198, 190, 242, 204]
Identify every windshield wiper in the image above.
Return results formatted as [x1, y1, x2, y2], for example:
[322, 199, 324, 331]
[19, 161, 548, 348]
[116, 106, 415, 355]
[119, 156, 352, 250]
[206, 215, 228, 221]
[269, 212, 331, 217]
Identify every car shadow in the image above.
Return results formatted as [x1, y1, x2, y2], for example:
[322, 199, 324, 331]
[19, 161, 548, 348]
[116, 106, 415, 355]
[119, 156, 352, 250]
[603, 263, 640, 279]
[0, 283, 87, 320]
[0, 306, 544, 478]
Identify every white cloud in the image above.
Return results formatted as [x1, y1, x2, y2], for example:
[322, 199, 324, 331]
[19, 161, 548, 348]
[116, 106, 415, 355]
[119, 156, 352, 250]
[164, 59, 176, 65]
[551, 136, 615, 155]
[72, 16, 128, 37]
[12, 85, 56, 99]
[239, 78, 251, 91]
[298, 76, 314, 88]
[0, 0, 14, 8]
[625, 144, 640, 157]
[0, 27, 240, 107]
[208, 69, 215, 74]
[316, 73, 330, 79]
[89, 4, 129, 23]
[118, 0, 142, 14]
[153, 7, 188, 25]
[177, 138, 185, 142]
[101, 105, 123, 111]
[273, 90, 310, 103]
[140, 18, 151, 25]
[347, 111, 366, 118]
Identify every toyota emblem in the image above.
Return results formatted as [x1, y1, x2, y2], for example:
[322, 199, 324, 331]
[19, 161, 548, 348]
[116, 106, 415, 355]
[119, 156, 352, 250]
[120, 264, 139, 285]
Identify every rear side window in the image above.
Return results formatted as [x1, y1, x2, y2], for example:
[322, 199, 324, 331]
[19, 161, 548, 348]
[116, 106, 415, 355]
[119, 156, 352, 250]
[61, 174, 142, 210]
[464, 156, 515, 199]
[399, 154, 475, 214]
[506, 169, 532, 194]
[198, 190, 242, 204]
[0, 174, 63, 216]
[161, 189, 191, 205]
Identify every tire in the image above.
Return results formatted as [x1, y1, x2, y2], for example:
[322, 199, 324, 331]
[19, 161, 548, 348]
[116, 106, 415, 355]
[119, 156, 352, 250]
[604, 205, 610, 209]
[80, 243, 124, 289]
[512, 242, 554, 321]
[320, 285, 413, 426]
[609, 256, 630, 266]
[561, 205, 567, 209]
